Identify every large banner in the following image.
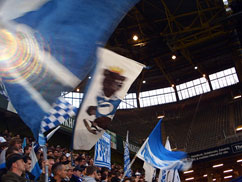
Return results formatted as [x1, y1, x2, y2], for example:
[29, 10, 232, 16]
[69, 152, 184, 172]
[72, 48, 144, 150]
[94, 132, 111, 169]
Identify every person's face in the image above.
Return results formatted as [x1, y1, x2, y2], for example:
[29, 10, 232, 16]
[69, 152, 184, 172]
[54, 151, 58, 156]
[67, 169, 73, 178]
[26, 147, 32, 154]
[76, 170, 82, 177]
[14, 159, 26, 173]
[25, 159, 32, 172]
[61, 156, 67, 162]
[48, 159, 55, 169]
[15, 143, 22, 150]
[58, 165, 67, 179]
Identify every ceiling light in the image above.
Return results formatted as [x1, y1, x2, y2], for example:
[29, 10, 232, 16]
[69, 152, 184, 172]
[133, 35, 138, 41]
[233, 95, 241, 99]
[184, 170, 194, 174]
[224, 175, 232, 179]
[157, 115, 165, 119]
[194, 66, 198, 70]
[213, 179, 216, 181]
[236, 126, 242, 132]
[213, 163, 223, 168]
[223, 169, 233, 173]
[185, 177, 194, 181]
[76, 88, 80, 92]
[203, 174, 207, 177]
[142, 80, 146, 84]
[171, 55, 176, 60]
[237, 159, 242, 163]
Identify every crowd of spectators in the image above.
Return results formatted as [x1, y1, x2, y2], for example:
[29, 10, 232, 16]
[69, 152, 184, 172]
[0, 130, 145, 182]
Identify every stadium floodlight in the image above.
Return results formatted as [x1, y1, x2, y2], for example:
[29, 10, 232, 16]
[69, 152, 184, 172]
[213, 163, 223, 168]
[223, 169, 233, 173]
[185, 177, 194, 181]
[237, 159, 242, 163]
[233, 95, 241, 99]
[224, 175, 232, 179]
[184, 170, 194, 174]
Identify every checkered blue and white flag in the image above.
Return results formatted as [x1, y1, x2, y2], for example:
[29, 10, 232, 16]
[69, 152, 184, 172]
[124, 131, 132, 177]
[38, 96, 77, 146]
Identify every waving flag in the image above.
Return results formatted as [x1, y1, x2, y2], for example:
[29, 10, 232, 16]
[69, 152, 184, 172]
[158, 137, 181, 182]
[94, 132, 111, 169]
[72, 48, 144, 150]
[0, 0, 140, 139]
[124, 131, 132, 177]
[38, 96, 77, 146]
[137, 119, 192, 171]
[30, 143, 41, 180]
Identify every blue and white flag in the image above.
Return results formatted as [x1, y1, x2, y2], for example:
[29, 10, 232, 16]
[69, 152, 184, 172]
[30, 143, 41, 180]
[72, 48, 144, 150]
[38, 96, 77, 146]
[124, 131, 132, 177]
[94, 132, 111, 169]
[158, 137, 181, 182]
[137, 119, 192, 171]
[0, 0, 140, 139]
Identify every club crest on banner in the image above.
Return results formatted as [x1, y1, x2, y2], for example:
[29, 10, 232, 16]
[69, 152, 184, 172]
[84, 68, 126, 135]
[73, 48, 144, 150]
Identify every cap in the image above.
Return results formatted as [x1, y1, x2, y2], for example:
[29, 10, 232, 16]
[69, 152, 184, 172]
[0, 137, 6, 143]
[6, 154, 24, 170]
[135, 172, 141, 176]
[73, 165, 86, 172]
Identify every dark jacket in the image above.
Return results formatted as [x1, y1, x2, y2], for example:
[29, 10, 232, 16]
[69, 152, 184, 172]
[1, 171, 26, 182]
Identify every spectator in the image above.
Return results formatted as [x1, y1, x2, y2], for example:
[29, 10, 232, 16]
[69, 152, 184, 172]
[70, 166, 83, 182]
[23, 145, 32, 156]
[83, 166, 97, 182]
[2, 153, 26, 182]
[23, 156, 35, 181]
[50, 162, 67, 182]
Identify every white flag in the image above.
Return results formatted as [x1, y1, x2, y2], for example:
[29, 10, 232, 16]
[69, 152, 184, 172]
[72, 47, 144, 150]
[143, 162, 156, 182]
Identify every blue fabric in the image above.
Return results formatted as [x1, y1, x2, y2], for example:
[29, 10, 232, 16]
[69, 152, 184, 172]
[138, 119, 191, 170]
[124, 134, 132, 177]
[94, 132, 111, 169]
[1, 0, 140, 139]
[0, 163, 6, 169]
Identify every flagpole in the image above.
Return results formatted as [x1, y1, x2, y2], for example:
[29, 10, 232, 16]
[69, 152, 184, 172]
[42, 145, 49, 182]
[121, 155, 137, 181]
[121, 137, 149, 181]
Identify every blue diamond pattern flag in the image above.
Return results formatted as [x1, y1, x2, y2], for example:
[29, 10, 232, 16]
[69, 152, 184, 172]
[137, 119, 192, 171]
[38, 96, 77, 146]
[94, 132, 111, 169]
[0, 0, 140, 139]
[124, 131, 132, 177]
[158, 137, 181, 182]
[72, 48, 144, 150]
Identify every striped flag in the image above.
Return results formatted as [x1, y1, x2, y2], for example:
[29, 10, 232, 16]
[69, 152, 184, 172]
[94, 132, 111, 169]
[124, 131, 132, 177]
[137, 119, 192, 171]
[30, 143, 41, 180]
